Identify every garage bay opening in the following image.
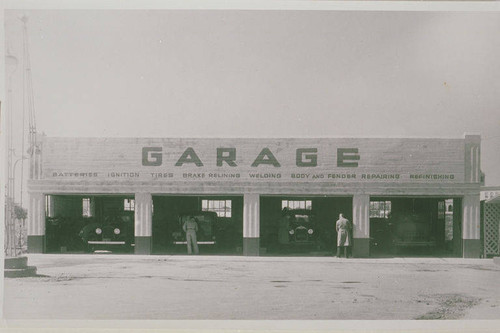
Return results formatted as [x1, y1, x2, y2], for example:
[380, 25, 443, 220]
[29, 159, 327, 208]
[152, 195, 243, 255]
[45, 195, 135, 254]
[260, 196, 352, 256]
[369, 197, 462, 257]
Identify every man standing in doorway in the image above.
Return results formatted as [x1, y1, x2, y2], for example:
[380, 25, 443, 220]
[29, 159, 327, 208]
[335, 213, 352, 258]
[183, 216, 199, 255]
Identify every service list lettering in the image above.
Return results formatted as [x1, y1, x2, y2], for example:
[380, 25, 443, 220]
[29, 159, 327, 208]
[47, 145, 457, 182]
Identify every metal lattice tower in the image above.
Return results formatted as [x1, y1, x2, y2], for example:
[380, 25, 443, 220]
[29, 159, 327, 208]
[4, 47, 18, 257]
[20, 15, 38, 207]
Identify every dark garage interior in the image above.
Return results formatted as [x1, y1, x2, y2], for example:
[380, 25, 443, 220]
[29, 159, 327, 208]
[152, 195, 243, 254]
[45, 194, 135, 253]
[369, 197, 462, 257]
[259, 196, 352, 256]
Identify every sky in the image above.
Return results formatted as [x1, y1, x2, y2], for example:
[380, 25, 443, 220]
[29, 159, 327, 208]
[3, 8, 500, 185]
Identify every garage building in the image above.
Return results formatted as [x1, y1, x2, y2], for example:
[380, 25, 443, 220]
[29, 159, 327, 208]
[27, 135, 482, 258]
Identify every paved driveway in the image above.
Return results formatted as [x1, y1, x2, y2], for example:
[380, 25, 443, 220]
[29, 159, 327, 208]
[3, 254, 500, 320]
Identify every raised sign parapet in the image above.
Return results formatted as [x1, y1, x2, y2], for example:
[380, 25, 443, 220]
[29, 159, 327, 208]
[38, 137, 473, 184]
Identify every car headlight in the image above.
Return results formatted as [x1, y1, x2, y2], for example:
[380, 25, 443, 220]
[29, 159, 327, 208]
[114, 228, 120, 235]
[289, 230, 294, 235]
[308, 229, 313, 234]
[95, 228, 102, 235]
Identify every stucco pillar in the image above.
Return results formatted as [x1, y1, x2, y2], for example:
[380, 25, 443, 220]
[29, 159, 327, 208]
[243, 193, 260, 256]
[464, 134, 481, 184]
[462, 134, 481, 258]
[27, 192, 46, 253]
[462, 194, 481, 258]
[352, 194, 370, 257]
[134, 192, 152, 255]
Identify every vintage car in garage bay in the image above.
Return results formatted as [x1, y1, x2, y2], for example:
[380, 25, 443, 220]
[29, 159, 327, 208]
[278, 209, 319, 247]
[78, 215, 135, 253]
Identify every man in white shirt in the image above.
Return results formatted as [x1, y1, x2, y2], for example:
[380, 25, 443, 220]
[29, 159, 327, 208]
[183, 216, 199, 255]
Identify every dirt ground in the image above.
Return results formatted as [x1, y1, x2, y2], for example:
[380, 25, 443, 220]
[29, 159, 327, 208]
[3, 254, 500, 320]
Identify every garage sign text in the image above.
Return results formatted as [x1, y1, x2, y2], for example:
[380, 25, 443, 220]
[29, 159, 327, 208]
[142, 147, 360, 168]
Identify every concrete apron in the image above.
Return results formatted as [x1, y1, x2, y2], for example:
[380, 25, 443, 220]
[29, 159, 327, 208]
[23, 253, 491, 265]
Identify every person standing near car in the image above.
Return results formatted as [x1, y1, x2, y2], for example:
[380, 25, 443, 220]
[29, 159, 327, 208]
[183, 216, 199, 255]
[278, 208, 291, 246]
[335, 213, 352, 258]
